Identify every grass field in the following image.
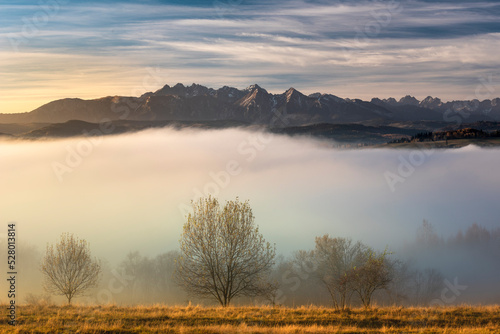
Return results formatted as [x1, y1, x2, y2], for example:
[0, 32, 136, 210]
[1, 304, 499, 333]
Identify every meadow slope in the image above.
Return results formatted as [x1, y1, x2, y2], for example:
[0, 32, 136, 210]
[1, 304, 499, 333]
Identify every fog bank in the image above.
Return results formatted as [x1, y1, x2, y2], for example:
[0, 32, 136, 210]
[1, 128, 499, 262]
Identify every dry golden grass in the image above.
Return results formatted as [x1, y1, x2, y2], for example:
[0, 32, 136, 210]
[0, 304, 499, 333]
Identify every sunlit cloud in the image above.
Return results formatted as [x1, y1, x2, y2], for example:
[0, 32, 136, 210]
[1, 0, 500, 113]
[1, 128, 499, 263]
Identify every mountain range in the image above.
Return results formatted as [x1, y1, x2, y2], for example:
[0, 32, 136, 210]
[1, 83, 500, 144]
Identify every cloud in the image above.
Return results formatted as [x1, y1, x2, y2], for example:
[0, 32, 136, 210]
[1, 128, 500, 263]
[1, 0, 500, 112]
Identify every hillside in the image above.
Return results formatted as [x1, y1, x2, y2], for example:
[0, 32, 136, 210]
[4, 304, 500, 333]
[2, 83, 500, 145]
[2, 83, 500, 126]
[383, 127, 500, 148]
[0, 119, 424, 145]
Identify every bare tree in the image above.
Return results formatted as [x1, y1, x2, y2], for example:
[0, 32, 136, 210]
[176, 196, 276, 306]
[381, 259, 412, 305]
[348, 249, 393, 308]
[313, 235, 367, 309]
[119, 250, 184, 304]
[417, 220, 442, 246]
[41, 233, 101, 305]
[411, 268, 444, 306]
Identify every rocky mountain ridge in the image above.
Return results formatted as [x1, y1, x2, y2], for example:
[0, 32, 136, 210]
[2, 83, 500, 126]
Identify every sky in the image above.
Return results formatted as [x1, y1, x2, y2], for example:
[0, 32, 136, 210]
[1, 0, 500, 113]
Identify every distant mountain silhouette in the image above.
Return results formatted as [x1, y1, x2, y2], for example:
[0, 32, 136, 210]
[3, 83, 499, 126]
[2, 83, 500, 144]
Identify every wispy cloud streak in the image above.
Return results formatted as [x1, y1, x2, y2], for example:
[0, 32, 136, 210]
[1, 0, 500, 112]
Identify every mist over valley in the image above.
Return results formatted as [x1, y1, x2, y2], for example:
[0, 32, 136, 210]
[1, 127, 499, 306]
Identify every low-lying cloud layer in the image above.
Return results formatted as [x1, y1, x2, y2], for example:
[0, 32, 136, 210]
[1, 128, 499, 263]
